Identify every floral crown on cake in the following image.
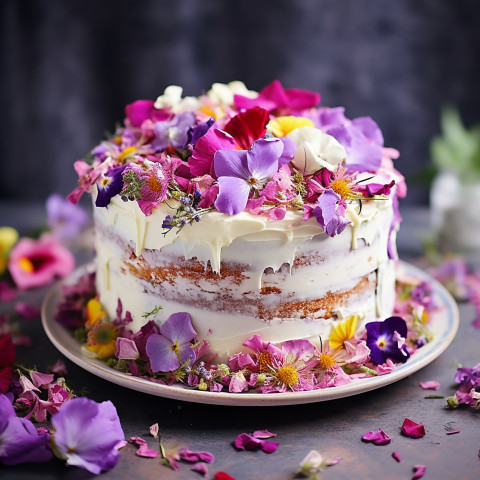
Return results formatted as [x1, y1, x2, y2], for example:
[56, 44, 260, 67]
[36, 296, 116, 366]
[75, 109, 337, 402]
[69, 80, 405, 237]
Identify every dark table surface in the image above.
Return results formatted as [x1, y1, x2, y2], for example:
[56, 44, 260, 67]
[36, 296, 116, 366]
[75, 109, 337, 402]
[1, 203, 479, 480]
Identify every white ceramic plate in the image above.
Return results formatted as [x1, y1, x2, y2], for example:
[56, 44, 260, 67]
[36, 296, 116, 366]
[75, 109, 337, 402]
[41, 261, 459, 407]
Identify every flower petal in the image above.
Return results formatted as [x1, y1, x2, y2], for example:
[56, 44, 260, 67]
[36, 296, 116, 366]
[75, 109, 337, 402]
[224, 107, 270, 150]
[160, 312, 197, 345]
[401, 418, 426, 438]
[361, 429, 391, 445]
[246, 138, 283, 182]
[145, 334, 180, 372]
[215, 176, 251, 215]
[214, 149, 250, 180]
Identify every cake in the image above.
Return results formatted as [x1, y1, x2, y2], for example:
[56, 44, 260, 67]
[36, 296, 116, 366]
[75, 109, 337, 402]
[69, 80, 406, 361]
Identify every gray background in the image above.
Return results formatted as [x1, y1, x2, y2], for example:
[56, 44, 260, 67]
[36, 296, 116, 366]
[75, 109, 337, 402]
[2, 0, 480, 206]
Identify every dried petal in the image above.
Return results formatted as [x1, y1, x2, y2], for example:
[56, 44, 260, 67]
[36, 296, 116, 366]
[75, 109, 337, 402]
[401, 418, 426, 438]
[362, 429, 391, 445]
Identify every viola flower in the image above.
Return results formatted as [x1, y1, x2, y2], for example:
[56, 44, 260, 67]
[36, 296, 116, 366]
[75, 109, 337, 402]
[214, 138, 285, 215]
[86, 323, 118, 359]
[311, 189, 351, 237]
[145, 312, 197, 372]
[0, 334, 16, 393]
[0, 227, 19, 275]
[51, 397, 125, 474]
[186, 117, 215, 146]
[0, 394, 52, 466]
[46, 193, 89, 242]
[328, 315, 359, 350]
[234, 79, 320, 115]
[8, 234, 75, 290]
[151, 112, 196, 151]
[95, 165, 127, 207]
[365, 316, 410, 365]
[287, 126, 346, 175]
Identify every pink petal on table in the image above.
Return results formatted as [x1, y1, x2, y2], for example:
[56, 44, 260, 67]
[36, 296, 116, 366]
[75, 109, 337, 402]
[401, 418, 426, 438]
[253, 429, 277, 439]
[362, 429, 391, 445]
[419, 380, 440, 390]
[392, 451, 402, 462]
[15, 302, 40, 320]
[234, 433, 262, 451]
[128, 436, 159, 458]
[261, 440, 279, 454]
[446, 430, 461, 435]
[179, 448, 215, 463]
[191, 463, 209, 477]
[412, 464, 427, 479]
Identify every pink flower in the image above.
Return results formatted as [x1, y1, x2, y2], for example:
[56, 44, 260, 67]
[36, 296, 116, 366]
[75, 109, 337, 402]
[8, 234, 75, 290]
[401, 418, 426, 438]
[361, 429, 391, 445]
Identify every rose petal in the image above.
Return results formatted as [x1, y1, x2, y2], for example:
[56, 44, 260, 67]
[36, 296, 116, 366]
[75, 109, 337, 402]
[214, 473, 237, 480]
[179, 448, 215, 463]
[401, 418, 426, 439]
[392, 451, 402, 462]
[419, 381, 440, 391]
[412, 465, 427, 480]
[252, 429, 277, 439]
[362, 429, 391, 445]
[191, 462, 209, 477]
[260, 440, 279, 454]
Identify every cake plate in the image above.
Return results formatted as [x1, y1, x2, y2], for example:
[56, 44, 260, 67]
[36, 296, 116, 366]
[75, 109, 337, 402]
[41, 261, 459, 407]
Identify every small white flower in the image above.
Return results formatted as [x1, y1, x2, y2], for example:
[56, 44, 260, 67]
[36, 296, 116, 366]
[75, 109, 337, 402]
[207, 81, 257, 106]
[154, 85, 199, 113]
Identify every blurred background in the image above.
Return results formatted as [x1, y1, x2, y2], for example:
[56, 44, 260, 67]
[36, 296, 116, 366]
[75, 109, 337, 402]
[1, 0, 480, 208]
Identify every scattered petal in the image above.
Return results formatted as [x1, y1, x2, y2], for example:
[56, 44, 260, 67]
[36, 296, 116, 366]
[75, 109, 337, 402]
[412, 465, 427, 480]
[446, 430, 461, 435]
[214, 473, 237, 480]
[129, 436, 159, 458]
[191, 462, 209, 476]
[179, 448, 215, 463]
[392, 451, 402, 462]
[419, 380, 440, 391]
[362, 429, 392, 445]
[252, 429, 277, 439]
[401, 418, 426, 439]
[149, 423, 159, 439]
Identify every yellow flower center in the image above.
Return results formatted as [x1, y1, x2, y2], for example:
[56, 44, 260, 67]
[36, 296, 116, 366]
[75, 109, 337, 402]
[101, 177, 110, 187]
[91, 325, 117, 345]
[147, 175, 164, 193]
[378, 340, 386, 349]
[318, 353, 336, 370]
[118, 146, 136, 162]
[330, 180, 351, 199]
[276, 365, 299, 387]
[170, 342, 179, 353]
[257, 352, 272, 373]
[18, 257, 35, 273]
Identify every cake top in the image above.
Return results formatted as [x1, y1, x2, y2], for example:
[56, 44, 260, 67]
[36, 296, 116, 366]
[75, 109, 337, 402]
[69, 80, 405, 238]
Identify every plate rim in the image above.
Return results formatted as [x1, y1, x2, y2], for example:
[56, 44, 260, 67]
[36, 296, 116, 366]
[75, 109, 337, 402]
[41, 261, 459, 407]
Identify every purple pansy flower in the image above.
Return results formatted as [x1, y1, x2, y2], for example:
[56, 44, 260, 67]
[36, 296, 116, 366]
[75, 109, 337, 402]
[95, 165, 126, 207]
[311, 189, 351, 237]
[51, 397, 125, 474]
[365, 316, 410, 365]
[186, 117, 215, 147]
[151, 112, 196, 151]
[46, 193, 89, 242]
[214, 138, 284, 215]
[0, 393, 52, 466]
[145, 312, 197, 372]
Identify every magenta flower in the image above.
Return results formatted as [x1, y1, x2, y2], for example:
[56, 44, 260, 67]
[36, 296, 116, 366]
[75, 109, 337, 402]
[8, 234, 75, 290]
[125, 100, 166, 127]
[51, 397, 125, 474]
[46, 193, 89, 242]
[145, 312, 197, 372]
[0, 394, 52, 466]
[311, 189, 351, 237]
[365, 316, 410, 365]
[214, 138, 285, 215]
[95, 165, 127, 207]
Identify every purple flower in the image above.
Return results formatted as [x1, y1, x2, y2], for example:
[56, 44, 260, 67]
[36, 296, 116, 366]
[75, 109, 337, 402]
[312, 189, 351, 237]
[214, 138, 284, 215]
[145, 312, 197, 372]
[51, 397, 124, 474]
[186, 117, 215, 146]
[96, 165, 126, 207]
[0, 393, 52, 466]
[365, 316, 410, 364]
[46, 193, 89, 242]
[151, 112, 196, 151]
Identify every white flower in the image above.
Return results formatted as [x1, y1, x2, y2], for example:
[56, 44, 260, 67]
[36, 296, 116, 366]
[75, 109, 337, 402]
[154, 85, 199, 113]
[207, 81, 257, 106]
[287, 126, 346, 175]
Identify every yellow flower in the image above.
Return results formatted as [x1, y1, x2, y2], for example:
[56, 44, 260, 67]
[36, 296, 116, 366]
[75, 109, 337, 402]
[85, 298, 106, 329]
[86, 324, 118, 359]
[328, 315, 359, 350]
[267, 116, 314, 137]
[0, 227, 19, 274]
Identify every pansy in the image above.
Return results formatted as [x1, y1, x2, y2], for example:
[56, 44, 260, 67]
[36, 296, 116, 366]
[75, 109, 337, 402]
[86, 323, 118, 359]
[311, 189, 351, 237]
[328, 315, 359, 350]
[51, 397, 125, 474]
[365, 316, 410, 365]
[0, 394, 52, 466]
[0, 227, 19, 275]
[151, 112, 196, 151]
[214, 138, 285, 215]
[234, 79, 320, 115]
[287, 126, 346, 175]
[8, 234, 75, 290]
[146, 312, 197, 372]
[0, 334, 16, 393]
[95, 165, 127, 207]
[46, 193, 89, 242]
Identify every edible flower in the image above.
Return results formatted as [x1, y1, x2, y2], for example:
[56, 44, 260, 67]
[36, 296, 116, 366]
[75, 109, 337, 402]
[151, 111, 196, 151]
[328, 315, 359, 350]
[51, 397, 125, 474]
[311, 189, 351, 237]
[214, 138, 285, 215]
[85, 298, 106, 328]
[267, 115, 314, 137]
[0, 393, 52, 466]
[365, 316, 410, 364]
[86, 323, 118, 359]
[8, 234, 75, 290]
[95, 165, 127, 207]
[145, 312, 197, 372]
[0, 227, 19, 275]
[46, 193, 89, 242]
